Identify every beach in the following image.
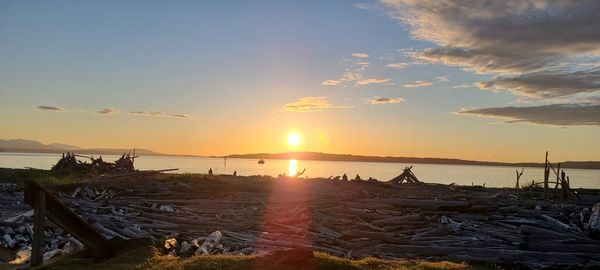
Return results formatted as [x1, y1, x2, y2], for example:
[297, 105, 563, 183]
[1, 170, 600, 269]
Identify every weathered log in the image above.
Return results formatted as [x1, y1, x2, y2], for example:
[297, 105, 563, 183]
[522, 243, 600, 254]
[586, 203, 600, 238]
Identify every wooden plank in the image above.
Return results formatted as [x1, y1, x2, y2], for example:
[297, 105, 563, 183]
[543, 151, 549, 200]
[554, 163, 561, 199]
[31, 191, 45, 266]
[24, 180, 113, 258]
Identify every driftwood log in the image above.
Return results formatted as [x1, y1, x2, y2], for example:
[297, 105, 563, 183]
[1, 174, 600, 268]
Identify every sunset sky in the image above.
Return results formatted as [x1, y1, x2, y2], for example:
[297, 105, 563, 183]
[1, 1, 600, 162]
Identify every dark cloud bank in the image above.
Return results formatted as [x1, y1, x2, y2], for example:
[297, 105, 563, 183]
[382, 0, 600, 126]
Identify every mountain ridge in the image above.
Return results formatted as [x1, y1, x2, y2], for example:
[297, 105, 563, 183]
[0, 139, 159, 156]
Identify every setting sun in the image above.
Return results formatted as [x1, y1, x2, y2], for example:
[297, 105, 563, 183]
[287, 132, 301, 147]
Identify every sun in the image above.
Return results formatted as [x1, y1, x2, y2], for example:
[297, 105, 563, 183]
[287, 132, 301, 147]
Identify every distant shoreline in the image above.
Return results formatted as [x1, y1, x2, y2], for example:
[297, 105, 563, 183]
[224, 152, 600, 170]
[2, 148, 600, 170]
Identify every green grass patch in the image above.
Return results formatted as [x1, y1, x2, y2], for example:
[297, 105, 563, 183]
[0, 168, 80, 186]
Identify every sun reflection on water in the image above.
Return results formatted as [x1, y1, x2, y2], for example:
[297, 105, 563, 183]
[288, 159, 297, 176]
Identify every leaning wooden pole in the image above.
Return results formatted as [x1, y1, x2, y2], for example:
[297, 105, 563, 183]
[554, 163, 561, 198]
[543, 151, 549, 200]
[31, 191, 46, 266]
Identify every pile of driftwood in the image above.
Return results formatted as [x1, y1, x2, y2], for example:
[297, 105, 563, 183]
[387, 166, 421, 184]
[1, 173, 600, 268]
[51, 152, 136, 175]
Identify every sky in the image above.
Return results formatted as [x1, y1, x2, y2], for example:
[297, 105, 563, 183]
[1, 0, 600, 162]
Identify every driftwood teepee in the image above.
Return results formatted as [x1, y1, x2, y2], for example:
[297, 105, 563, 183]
[388, 166, 422, 184]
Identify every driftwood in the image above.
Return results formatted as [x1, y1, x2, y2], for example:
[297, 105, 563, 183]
[1, 173, 600, 268]
[586, 203, 600, 238]
[52, 152, 136, 175]
[387, 166, 421, 184]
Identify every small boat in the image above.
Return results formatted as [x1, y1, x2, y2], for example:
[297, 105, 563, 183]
[258, 159, 265, 164]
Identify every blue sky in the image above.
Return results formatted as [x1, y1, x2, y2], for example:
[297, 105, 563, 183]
[1, 1, 599, 162]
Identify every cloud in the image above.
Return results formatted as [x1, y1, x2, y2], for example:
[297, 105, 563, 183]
[325, 53, 394, 87]
[325, 54, 393, 87]
[457, 104, 600, 126]
[130, 111, 168, 117]
[435, 76, 450, 82]
[281, 96, 350, 112]
[356, 61, 370, 68]
[367, 97, 405, 105]
[354, 2, 381, 12]
[381, 0, 600, 101]
[479, 70, 600, 100]
[452, 83, 476, 89]
[403, 80, 432, 88]
[170, 114, 193, 119]
[341, 71, 361, 82]
[321, 79, 341, 86]
[37, 105, 64, 111]
[385, 1, 600, 73]
[97, 108, 119, 114]
[357, 78, 391, 86]
[387, 62, 409, 69]
[351, 53, 369, 59]
[129, 111, 192, 119]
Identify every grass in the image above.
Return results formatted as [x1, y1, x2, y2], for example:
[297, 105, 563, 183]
[136, 253, 471, 270]
[38, 242, 475, 270]
[0, 168, 81, 186]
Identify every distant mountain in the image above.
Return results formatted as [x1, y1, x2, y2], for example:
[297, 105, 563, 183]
[0, 139, 161, 156]
[48, 143, 81, 150]
[225, 152, 600, 170]
[72, 148, 161, 156]
[0, 139, 80, 151]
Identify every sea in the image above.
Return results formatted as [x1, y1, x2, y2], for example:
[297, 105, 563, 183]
[1, 152, 599, 188]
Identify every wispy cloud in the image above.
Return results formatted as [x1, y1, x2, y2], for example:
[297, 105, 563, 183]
[435, 76, 450, 82]
[171, 114, 193, 119]
[403, 80, 432, 88]
[452, 83, 476, 89]
[97, 108, 119, 115]
[37, 105, 64, 111]
[323, 57, 392, 87]
[387, 62, 409, 69]
[351, 53, 369, 59]
[281, 96, 350, 113]
[321, 62, 392, 87]
[129, 111, 193, 119]
[367, 97, 405, 105]
[353, 2, 380, 12]
[321, 79, 341, 86]
[130, 111, 168, 117]
[356, 61, 370, 68]
[457, 104, 600, 126]
[357, 78, 391, 86]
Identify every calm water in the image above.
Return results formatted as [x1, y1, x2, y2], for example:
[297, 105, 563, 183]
[1, 152, 599, 188]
